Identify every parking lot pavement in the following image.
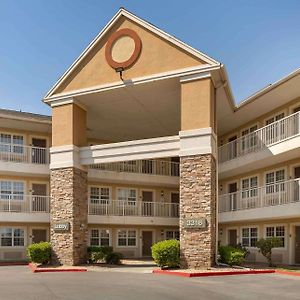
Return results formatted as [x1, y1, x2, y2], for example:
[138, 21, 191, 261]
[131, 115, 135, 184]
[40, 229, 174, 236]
[0, 266, 299, 300]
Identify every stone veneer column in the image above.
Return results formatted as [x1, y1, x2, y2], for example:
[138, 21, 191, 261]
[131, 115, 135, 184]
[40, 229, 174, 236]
[50, 167, 88, 265]
[180, 76, 217, 269]
[179, 154, 216, 269]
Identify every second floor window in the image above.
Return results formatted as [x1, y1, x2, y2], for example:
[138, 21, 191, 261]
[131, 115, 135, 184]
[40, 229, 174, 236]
[266, 170, 285, 194]
[0, 181, 24, 200]
[90, 187, 110, 204]
[0, 133, 24, 154]
[241, 125, 258, 151]
[117, 188, 137, 205]
[241, 176, 258, 199]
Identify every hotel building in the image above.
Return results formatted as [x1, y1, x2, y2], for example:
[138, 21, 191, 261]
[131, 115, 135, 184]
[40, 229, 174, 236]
[0, 8, 299, 267]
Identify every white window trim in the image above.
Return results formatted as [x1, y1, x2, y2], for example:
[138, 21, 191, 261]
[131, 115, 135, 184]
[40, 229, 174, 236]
[88, 185, 112, 204]
[0, 131, 26, 144]
[263, 166, 287, 185]
[288, 102, 300, 115]
[164, 229, 180, 240]
[239, 123, 259, 136]
[116, 187, 138, 205]
[0, 226, 26, 248]
[89, 228, 111, 247]
[0, 179, 27, 201]
[263, 110, 286, 125]
[240, 226, 259, 249]
[263, 224, 287, 250]
[116, 228, 138, 248]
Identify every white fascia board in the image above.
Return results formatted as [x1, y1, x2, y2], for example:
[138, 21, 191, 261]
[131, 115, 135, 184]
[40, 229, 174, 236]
[80, 135, 180, 165]
[45, 65, 220, 104]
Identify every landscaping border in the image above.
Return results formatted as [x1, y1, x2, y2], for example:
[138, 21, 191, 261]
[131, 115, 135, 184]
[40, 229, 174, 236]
[152, 269, 275, 277]
[28, 263, 87, 273]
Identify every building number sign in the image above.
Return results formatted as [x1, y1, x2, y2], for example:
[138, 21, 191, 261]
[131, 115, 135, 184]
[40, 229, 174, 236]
[184, 218, 207, 229]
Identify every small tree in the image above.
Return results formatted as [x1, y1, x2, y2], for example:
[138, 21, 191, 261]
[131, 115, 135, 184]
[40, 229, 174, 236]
[256, 237, 282, 267]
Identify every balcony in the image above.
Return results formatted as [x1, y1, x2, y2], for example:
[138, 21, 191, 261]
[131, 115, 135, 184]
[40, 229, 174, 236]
[219, 178, 300, 223]
[0, 194, 50, 222]
[88, 200, 179, 226]
[218, 112, 300, 178]
[88, 159, 179, 187]
[0, 144, 49, 175]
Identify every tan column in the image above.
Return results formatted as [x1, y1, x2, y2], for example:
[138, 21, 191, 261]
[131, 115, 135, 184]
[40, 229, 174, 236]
[50, 101, 88, 265]
[179, 76, 217, 269]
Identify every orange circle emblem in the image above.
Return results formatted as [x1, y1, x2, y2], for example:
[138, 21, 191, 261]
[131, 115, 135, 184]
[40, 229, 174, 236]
[105, 28, 142, 69]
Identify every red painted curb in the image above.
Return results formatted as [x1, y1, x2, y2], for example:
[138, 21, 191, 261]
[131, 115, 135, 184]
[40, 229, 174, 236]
[275, 270, 300, 277]
[152, 269, 275, 277]
[28, 263, 87, 273]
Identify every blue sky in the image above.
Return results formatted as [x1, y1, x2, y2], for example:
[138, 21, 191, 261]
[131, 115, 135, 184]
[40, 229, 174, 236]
[0, 0, 299, 115]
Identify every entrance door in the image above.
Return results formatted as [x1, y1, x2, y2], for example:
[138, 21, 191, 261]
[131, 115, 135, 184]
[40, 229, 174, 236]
[228, 136, 237, 159]
[32, 229, 47, 244]
[228, 229, 237, 247]
[31, 138, 47, 164]
[295, 226, 300, 264]
[31, 183, 47, 212]
[142, 231, 153, 256]
[228, 183, 237, 211]
[142, 191, 153, 216]
[295, 167, 300, 202]
[171, 192, 179, 217]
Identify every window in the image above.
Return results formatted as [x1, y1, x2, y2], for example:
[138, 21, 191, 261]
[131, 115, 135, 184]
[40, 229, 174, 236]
[117, 229, 137, 247]
[117, 188, 137, 205]
[266, 226, 285, 247]
[0, 181, 24, 200]
[265, 113, 285, 143]
[0, 228, 24, 247]
[241, 176, 258, 199]
[0, 133, 24, 153]
[241, 125, 258, 151]
[265, 170, 285, 194]
[241, 227, 258, 247]
[166, 230, 180, 240]
[89, 187, 110, 204]
[90, 229, 110, 246]
[266, 113, 285, 125]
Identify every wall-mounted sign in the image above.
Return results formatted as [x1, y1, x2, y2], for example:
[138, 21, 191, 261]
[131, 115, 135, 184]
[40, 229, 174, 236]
[183, 218, 207, 229]
[53, 222, 70, 232]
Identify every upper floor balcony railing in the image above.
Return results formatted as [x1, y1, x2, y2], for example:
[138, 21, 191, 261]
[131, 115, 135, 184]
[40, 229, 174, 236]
[219, 178, 300, 213]
[88, 200, 179, 218]
[0, 194, 50, 213]
[0, 143, 49, 165]
[89, 159, 180, 177]
[218, 111, 300, 163]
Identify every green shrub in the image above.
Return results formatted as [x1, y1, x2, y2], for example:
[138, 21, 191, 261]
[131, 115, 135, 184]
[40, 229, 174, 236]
[218, 245, 247, 266]
[27, 242, 51, 264]
[256, 237, 283, 267]
[87, 246, 113, 263]
[151, 239, 180, 268]
[106, 252, 123, 264]
[87, 246, 122, 265]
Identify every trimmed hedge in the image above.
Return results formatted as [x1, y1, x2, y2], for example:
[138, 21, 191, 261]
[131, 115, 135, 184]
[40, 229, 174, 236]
[218, 245, 247, 266]
[87, 246, 123, 264]
[151, 239, 180, 268]
[27, 242, 51, 264]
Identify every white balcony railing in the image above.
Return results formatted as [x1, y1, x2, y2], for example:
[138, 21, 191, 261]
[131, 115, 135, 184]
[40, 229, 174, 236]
[0, 194, 50, 213]
[0, 143, 49, 165]
[219, 178, 300, 213]
[219, 111, 300, 163]
[89, 159, 179, 177]
[88, 200, 179, 218]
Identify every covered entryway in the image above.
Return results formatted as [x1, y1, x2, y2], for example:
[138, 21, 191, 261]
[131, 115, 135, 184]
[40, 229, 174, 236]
[142, 231, 153, 257]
